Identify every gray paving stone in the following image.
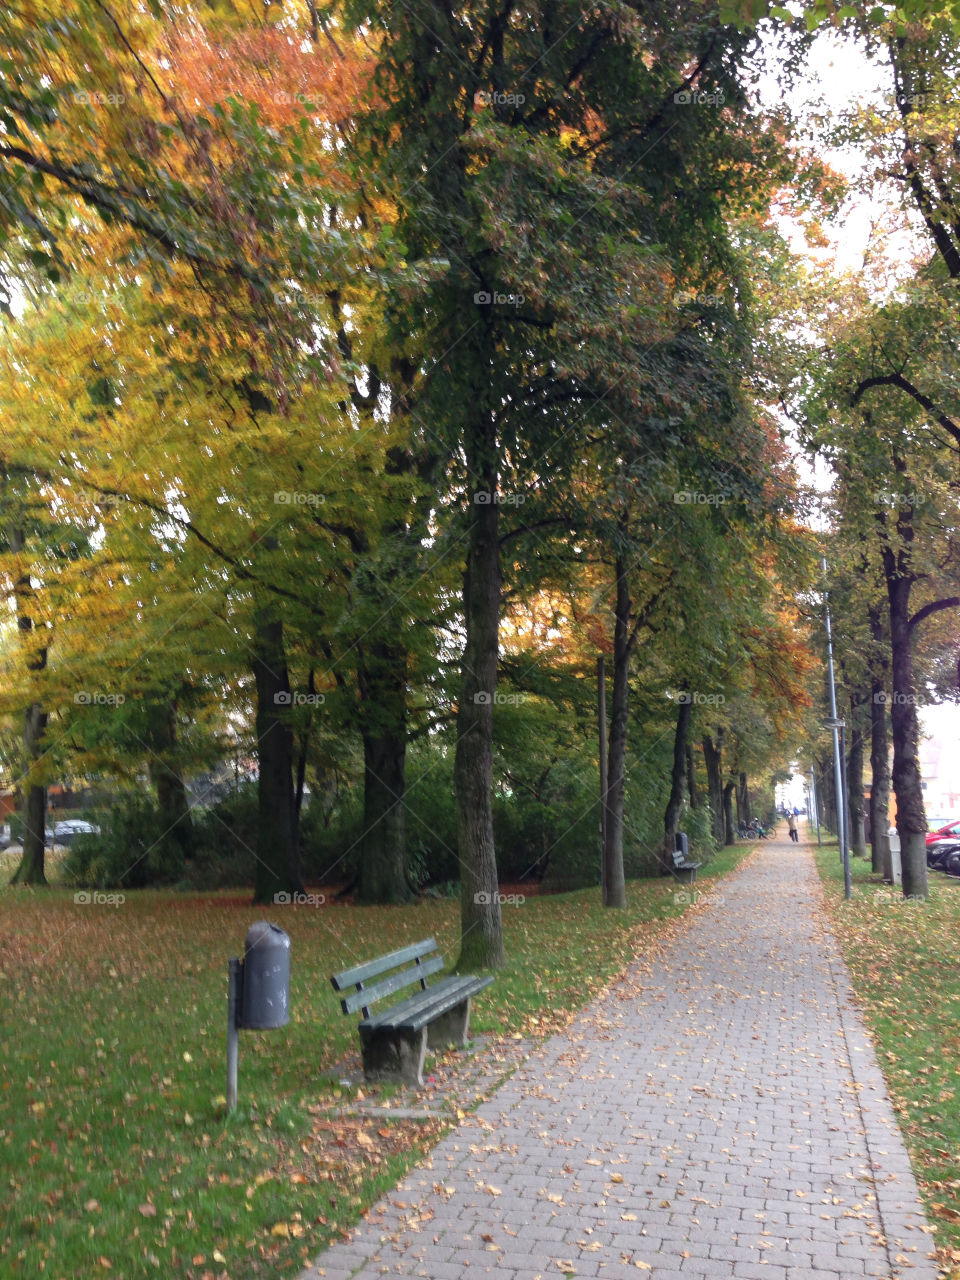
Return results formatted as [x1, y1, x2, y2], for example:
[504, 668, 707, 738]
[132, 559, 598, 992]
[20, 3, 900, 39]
[300, 841, 939, 1280]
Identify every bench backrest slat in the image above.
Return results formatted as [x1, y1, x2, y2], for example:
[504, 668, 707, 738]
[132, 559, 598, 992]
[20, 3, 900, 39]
[338, 953, 445, 1015]
[330, 938, 438, 992]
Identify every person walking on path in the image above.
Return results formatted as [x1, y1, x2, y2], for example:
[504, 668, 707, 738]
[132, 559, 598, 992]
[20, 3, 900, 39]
[303, 838, 936, 1280]
[788, 809, 799, 841]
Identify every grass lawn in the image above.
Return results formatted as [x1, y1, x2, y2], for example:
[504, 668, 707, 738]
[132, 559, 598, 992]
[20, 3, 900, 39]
[0, 842, 750, 1280]
[815, 842, 960, 1279]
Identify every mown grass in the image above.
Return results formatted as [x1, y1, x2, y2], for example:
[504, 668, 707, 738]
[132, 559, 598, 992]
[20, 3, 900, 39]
[815, 843, 960, 1277]
[0, 843, 751, 1280]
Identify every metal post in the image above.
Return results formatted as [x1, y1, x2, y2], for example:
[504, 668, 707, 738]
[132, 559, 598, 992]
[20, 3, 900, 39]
[822, 557, 850, 899]
[227, 957, 241, 1112]
[597, 656, 608, 901]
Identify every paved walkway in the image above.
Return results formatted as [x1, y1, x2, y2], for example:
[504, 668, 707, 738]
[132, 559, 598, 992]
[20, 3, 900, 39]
[303, 840, 938, 1280]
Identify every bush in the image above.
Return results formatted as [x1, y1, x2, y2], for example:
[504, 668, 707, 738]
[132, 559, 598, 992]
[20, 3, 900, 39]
[682, 803, 720, 861]
[64, 795, 185, 889]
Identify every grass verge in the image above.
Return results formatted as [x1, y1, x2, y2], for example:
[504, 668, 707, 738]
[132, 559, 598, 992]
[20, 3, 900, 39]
[1, 842, 751, 1279]
[814, 842, 960, 1278]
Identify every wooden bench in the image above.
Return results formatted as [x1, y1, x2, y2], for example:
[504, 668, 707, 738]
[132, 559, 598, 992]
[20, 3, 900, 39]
[330, 938, 494, 1087]
[672, 832, 702, 884]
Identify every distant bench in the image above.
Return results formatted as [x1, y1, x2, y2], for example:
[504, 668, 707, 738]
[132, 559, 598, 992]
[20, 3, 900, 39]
[330, 938, 494, 1087]
[672, 832, 702, 884]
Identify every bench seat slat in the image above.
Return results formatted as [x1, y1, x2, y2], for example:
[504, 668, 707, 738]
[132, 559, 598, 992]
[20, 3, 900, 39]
[358, 975, 494, 1034]
[331, 937, 438, 992]
[339, 954, 445, 1015]
[392, 976, 494, 1031]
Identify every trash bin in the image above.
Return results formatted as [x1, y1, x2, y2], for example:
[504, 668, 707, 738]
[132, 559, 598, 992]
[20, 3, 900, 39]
[240, 922, 291, 1029]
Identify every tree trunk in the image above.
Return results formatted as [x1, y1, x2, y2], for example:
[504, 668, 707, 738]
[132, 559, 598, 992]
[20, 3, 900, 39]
[251, 608, 303, 904]
[357, 643, 411, 903]
[148, 702, 194, 863]
[819, 749, 836, 836]
[885, 565, 928, 898]
[454, 426, 504, 969]
[686, 743, 698, 810]
[13, 700, 48, 886]
[662, 697, 692, 872]
[702, 732, 724, 845]
[10, 532, 47, 886]
[846, 716, 867, 859]
[869, 677, 891, 877]
[722, 779, 736, 846]
[737, 772, 750, 826]
[601, 552, 630, 908]
[359, 730, 409, 901]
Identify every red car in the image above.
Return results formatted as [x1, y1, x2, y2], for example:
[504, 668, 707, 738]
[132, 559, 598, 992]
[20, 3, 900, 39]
[927, 819, 960, 846]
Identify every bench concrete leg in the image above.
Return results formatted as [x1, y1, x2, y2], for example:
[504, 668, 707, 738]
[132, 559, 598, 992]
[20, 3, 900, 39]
[675, 866, 697, 884]
[427, 998, 471, 1050]
[359, 1026, 427, 1087]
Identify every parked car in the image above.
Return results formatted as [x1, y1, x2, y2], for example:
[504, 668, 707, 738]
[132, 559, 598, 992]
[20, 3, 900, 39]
[47, 820, 100, 848]
[927, 839, 960, 870]
[927, 819, 960, 846]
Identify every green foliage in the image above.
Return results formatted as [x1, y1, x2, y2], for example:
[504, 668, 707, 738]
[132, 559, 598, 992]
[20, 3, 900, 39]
[64, 795, 184, 888]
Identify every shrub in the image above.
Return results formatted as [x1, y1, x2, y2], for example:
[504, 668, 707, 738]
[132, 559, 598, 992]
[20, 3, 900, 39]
[64, 795, 184, 888]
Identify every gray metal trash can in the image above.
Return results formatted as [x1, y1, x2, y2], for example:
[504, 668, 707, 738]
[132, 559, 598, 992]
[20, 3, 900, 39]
[240, 922, 290, 1029]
